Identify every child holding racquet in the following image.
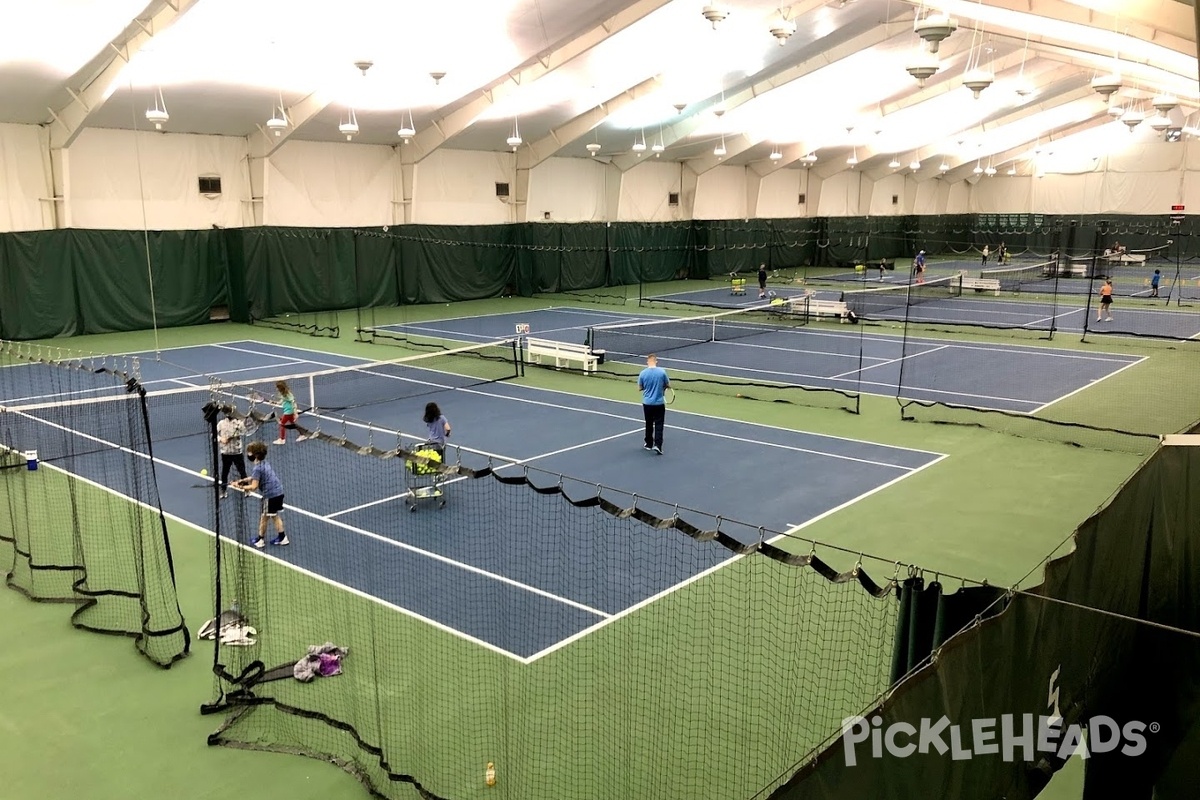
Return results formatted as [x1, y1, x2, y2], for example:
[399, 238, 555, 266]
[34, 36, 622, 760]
[231, 441, 289, 548]
[273, 381, 307, 445]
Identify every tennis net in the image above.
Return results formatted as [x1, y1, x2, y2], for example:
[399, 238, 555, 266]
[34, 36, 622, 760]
[841, 275, 962, 321]
[980, 259, 1058, 293]
[586, 300, 807, 357]
[210, 339, 521, 416]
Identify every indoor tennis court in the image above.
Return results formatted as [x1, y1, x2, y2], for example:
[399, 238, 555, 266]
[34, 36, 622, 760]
[5, 3, 1200, 800]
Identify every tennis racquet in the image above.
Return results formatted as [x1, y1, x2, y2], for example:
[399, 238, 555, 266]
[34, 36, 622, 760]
[665, 387, 676, 405]
[241, 414, 262, 437]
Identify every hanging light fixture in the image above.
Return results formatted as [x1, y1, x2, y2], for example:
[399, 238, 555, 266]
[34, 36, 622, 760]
[973, 159, 983, 174]
[914, 11, 958, 53]
[714, 135, 727, 157]
[961, 25, 994, 99]
[632, 128, 647, 153]
[769, 16, 795, 46]
[1121, 107, 1145, 132]
[339, 108, 359, 140]
[910, 156, 922, 171]
[507, 117, 522, 149]
[266, 92, 288, 136]
[888, 155, 901, 169]
[145, 87, 169, 130]
[1013, 31, 1034, 98]
[905, 50, 939, 87]
[770, 146, 783, 161]
[984, 160, 997, 176]
[397, 108, 416, 142]
[652, 125, 666, 155]
[801, 151, 818, 164]
[939, 160, 950, 172]
[846, 146, 858, 166]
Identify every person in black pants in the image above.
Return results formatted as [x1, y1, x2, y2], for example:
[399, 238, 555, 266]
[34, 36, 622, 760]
[757, 263, 768, 298]
[216, 406, 247, 499]
[638, 354, 670, 455]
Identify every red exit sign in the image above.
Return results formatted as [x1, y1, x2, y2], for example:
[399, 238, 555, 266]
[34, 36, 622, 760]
[1172, 204, 1185, 211]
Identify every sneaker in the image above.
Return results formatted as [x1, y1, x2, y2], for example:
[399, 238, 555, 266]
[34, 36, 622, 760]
[271, 535, 290, 546]
[643, 445, 653, 451]
[273, 438, 286, 445]
[296, 435, 308, 442]
[220, 491, 227, 500]
[653, 446, 662, 455]
[253, 537, 265, 549]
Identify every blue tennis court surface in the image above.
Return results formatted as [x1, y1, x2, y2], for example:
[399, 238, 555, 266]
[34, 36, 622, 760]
[381, 307, 1146, 412]
[4, 340, 944, 661]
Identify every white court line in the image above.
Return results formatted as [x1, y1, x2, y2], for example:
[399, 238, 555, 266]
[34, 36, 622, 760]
[14, 409, 612, 623]
[325, 427, 642, 518]
[29, 459, 532, 664]
[829, 345, 950, 380]
[632, 350, 1045, 408]
[218, 338, 945, 462]
[699, 337, 889, 362]
[1020, 306, 1084, 329]
[523, 451, 951, 663]
[388, 306, 1140, 364]
[236, 333, 945, 453]
[1029, 355, 1150, 414]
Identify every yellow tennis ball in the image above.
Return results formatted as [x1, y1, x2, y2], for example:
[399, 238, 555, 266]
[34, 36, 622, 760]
[200, 468, 208, 476]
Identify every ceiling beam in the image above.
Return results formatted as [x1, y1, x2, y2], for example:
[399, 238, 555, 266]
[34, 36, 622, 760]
[249, 91, 332, 159]
[843, 64, 1088, 178]
[402, 0, 671, 165]
[516, 76, 662, 169]
[955, 0, 1195, 57]
[939, 104, 1111, 182]
[611, 16, 915, 172]
[48, 0, 203, 150]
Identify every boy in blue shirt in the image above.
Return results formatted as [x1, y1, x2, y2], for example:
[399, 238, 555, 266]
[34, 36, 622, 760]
[638, 354, 670, 455]
[231, 441, 289, 548]
[1151, 269, 1161, 298]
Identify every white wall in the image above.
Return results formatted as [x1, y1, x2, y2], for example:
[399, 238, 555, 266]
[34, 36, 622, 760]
[4, 123, 1200, 231]
[618, 160, 687, 221]
[266, 139, 393, 227]
[525, 157, 610, 222]
[412, 148, 517, 225]
[67, 128, 248, 230]
[692, 165, 748, 220]
[756, 168, 805, 218]
[0, 123, 51, 231]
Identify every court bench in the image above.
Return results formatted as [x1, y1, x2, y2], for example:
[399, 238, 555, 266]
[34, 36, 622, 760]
[525, 337, 599, 373]
[957, 273, 1001, 295]
[804, 298, 852, 322]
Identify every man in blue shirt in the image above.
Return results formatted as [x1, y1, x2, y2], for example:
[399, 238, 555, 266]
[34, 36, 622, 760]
[1151, 269, 1161, 298]
[231, 441, 289, 548]
[638, 354, 670, 455]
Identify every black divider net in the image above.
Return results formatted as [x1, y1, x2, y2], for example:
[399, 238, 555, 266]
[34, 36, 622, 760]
[0, 341, 189, 667]
[1, 216, 1198, 341]
[201, 391, 901, 800]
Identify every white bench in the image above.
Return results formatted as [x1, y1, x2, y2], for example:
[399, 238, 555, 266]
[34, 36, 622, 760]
[1102, 253, 1147, 264]
[526, 337, 599, 373]
[960, 277, 1001, 295]
[806, 299, 851, 321]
